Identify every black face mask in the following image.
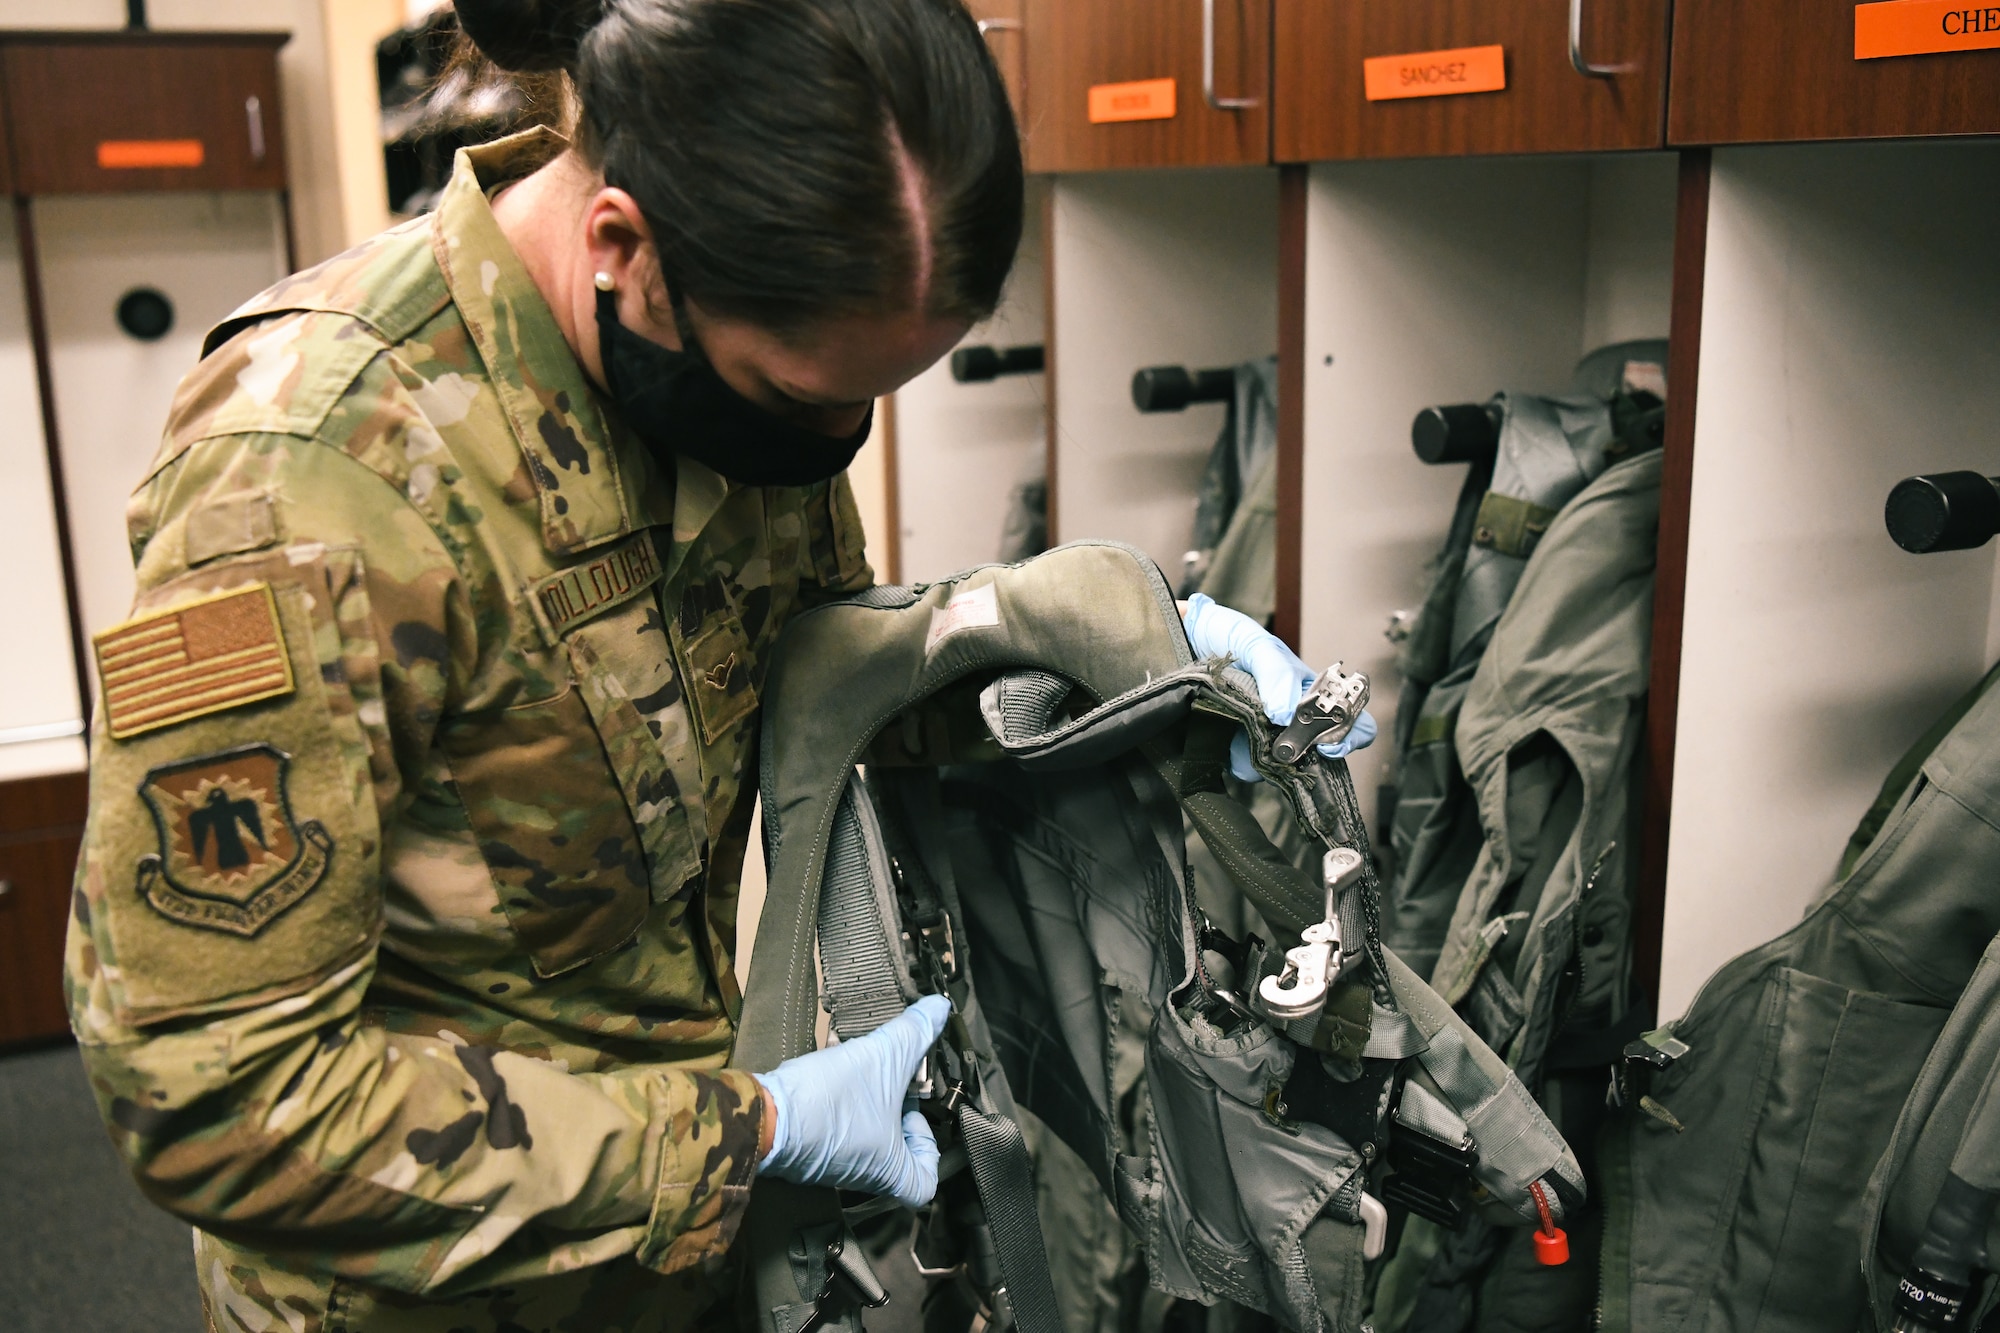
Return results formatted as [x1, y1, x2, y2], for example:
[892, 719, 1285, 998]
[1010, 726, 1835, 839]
[593, 287, 870, 488]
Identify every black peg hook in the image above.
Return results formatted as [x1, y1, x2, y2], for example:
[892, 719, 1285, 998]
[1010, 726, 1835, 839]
[951, 344, 1044, 383]
[1411, 402, 1501, 466]
[1131, 365, 1234, 414]
[1886, 472, 2000, 553]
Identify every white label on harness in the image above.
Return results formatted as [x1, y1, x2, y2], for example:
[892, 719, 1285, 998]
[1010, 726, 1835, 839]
[925, 583, 1000, 653]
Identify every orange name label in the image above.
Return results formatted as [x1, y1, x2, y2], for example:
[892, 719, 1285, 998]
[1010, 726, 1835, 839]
[1363, 44, 1507, 101]
[1087, 77, 1177, 124]
[1856, 0, 2000, 58]
[98, 139, 206, 170]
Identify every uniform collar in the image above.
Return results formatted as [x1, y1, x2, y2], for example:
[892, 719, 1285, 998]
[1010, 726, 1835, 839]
[429, 129, 737, 564]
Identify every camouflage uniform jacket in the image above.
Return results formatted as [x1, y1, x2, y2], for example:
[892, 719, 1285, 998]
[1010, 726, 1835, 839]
[63, 130, 873, 1331]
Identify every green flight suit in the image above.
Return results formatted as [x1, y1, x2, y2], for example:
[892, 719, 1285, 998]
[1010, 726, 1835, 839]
[1600, 662, 2000, 1331]
[64, 129, 873, 1332]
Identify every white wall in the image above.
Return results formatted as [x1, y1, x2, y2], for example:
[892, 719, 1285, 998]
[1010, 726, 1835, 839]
[1659, 141, 2000, 1017]
[1048, 168, 1279, 572]
[1297, 153, 1677, 821]
[894, 177, 1048, 583]
[36, 193, 289, 653]
[0, 211, 85, 781]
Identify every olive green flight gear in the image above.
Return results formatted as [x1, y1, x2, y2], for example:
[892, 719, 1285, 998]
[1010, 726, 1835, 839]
[1183, 357, 1280, 624]
[1383, 339, 1666, 980]
[730, 542, 1587, 1333]
[1599, 659, 2000, 1331]
[1368, 425, 1666, 1333]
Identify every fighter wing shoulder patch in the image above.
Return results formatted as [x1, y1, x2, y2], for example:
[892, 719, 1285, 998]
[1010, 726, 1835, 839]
[136, 742, 333, 936]
[93, 584, 295, 740]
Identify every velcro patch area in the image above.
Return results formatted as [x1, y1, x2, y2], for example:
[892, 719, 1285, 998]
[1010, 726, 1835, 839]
[94, 583, 295, 740]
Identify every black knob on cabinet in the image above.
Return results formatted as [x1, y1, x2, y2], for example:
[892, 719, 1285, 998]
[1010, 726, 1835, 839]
[1885, 472, 2000, 553]
[951, 343, 1044, 383]
[116, 287, 175, 342]
[1412, 403, 1501, 465]
[1131, 366, 1234, 413]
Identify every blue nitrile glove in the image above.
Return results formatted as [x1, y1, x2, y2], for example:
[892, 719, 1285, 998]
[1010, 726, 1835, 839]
[757, 994, 949, 1209]
[1181, 593, 1378, 781]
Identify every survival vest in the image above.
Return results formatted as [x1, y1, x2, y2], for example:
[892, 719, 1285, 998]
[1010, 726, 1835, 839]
[1600, 661, 2000, 1330]
[728, 542, 1586, 1333]
[1384, 339, 1667, 978]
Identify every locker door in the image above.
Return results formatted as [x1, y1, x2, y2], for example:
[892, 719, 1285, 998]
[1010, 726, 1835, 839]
[1021, 0, 1272, 171]
[1669, 0, 2000, 144]
[1274, 0, 1671, 161]
[35, 192, 288, 655]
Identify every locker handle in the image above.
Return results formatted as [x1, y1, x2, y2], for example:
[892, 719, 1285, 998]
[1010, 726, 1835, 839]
[975, 17, 1021, 34]
[0, 878, 12, 900]
[1203, 0, 1259, 110]
[1568, 0, 1630, 78]
[246, 94, 267, 164]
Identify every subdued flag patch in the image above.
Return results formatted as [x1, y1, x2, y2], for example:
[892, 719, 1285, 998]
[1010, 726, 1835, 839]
[94, 584, 295, 740]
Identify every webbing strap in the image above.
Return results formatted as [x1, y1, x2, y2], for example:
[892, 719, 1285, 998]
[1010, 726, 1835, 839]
[957, 1101, 1063, 1333]
[816, 777, 919, 1040]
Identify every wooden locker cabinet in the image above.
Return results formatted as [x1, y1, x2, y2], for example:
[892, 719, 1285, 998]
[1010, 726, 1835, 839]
[1021, 0, 1272, 172]
[968, 0, 1030, 133]
[1274, 0, 1671, 161]
[0, 772, 86, 1047]
[1670, 0, 2000, 144]
[2, 33, 287, 195]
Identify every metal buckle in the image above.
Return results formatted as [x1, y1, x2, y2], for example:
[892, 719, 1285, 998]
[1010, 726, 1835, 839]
[1271, 662, 1371, 764]
[1257, 848, 1362, 1022]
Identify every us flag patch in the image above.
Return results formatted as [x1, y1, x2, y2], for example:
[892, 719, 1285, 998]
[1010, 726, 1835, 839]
[94, 584, 295, 740]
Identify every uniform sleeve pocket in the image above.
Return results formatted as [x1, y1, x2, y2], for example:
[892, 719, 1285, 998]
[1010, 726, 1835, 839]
[82, 555, 380, 1022]
[674, 606, 758, 747]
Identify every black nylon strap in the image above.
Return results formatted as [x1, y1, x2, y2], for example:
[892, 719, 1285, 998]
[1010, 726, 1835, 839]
[956, 1102, 1063, 1333]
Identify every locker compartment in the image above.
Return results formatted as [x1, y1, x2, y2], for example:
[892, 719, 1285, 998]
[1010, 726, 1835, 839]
[1659, 141, 2000, 1015]
[1670, 0, 2000, 145]
[34, 191, 289, 653]
[1275, 0, 1671, 162]
[0, 770, 86, 1047]
[1046, 168, 1278, 577]
[0, 206, 83, 782]
[1020, 0, 1271, 171]
[3, 34, 287, 195]
[1295, 152, 1679, 830]
[894, 178, 1049, 583]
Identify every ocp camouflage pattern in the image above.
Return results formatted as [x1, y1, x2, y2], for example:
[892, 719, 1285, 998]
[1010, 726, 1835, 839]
[64, 130, 874, 1332]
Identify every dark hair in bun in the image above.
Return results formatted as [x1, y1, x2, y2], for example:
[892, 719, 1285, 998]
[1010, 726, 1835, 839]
[453, 0, 603, 73]
[451, 0, 1023, 331]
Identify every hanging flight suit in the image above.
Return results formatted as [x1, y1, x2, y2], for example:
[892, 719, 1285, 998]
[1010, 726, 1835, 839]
[1598, 661, 2000, 1330]
[1374, 436, 1666, 1333]
[1182, 357, 1280, 624]
[1383, 340, 1666, 982]
[732, 542, 1588, 1333]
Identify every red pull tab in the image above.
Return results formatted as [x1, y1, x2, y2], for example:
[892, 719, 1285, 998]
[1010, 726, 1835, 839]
[1533, 1226, 1570, 1266]
[1530, 1181, 1569, 1266]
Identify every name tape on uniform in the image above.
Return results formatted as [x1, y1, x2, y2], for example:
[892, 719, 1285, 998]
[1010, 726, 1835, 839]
[1363, 45, 1507, 101]
[926, 584, 1002, 654]
[531, 531, 664, 640]
[1088, 78, 1177, 124]
[1856, 1, 2000, 58]
[94, 584, 295, 741]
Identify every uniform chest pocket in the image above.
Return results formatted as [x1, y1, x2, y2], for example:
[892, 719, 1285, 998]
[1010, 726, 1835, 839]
[439, 686, 650, 979]
[673, 584, 759, 746]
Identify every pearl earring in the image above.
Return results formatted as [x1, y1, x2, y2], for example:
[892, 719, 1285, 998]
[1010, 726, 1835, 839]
[593, 271, 615, 292]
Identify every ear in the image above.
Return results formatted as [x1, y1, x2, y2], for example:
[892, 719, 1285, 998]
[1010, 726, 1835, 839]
[582, 186, 650, 280]
[582, 187, 677, 340]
